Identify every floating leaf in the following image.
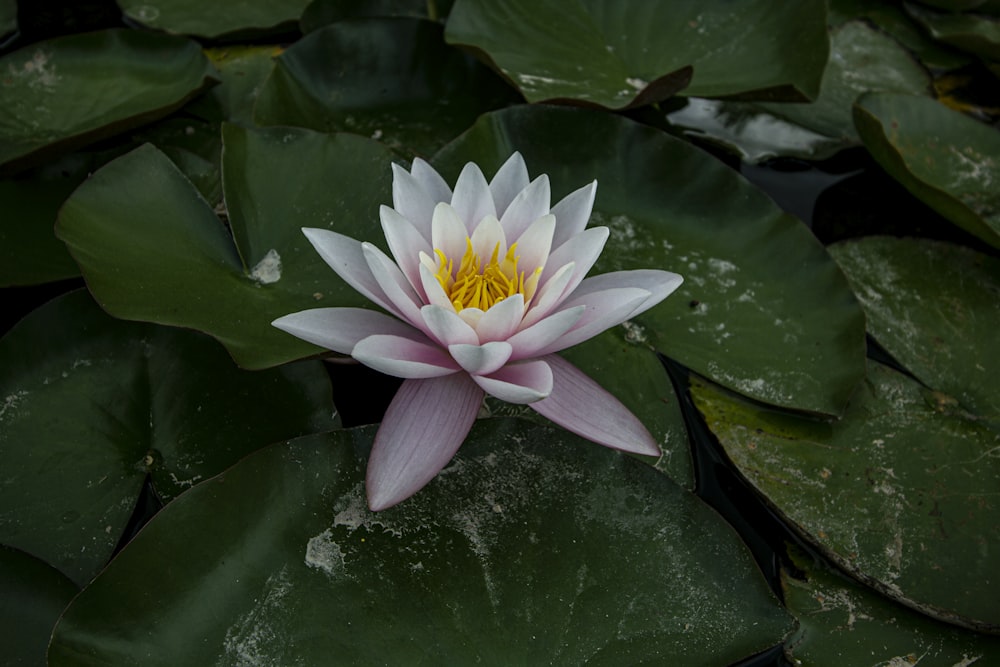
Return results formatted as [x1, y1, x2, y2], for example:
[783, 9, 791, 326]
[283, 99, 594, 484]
[444, 0, 828, 108]
[906, 1, 1000, 60]
[56, 125, 396, 369]
[254, 18, 518, 158]
[830, 236, 1000, 423]
[118, 0, 312, 38]
[854, 92, 1000, 248]
[0, 290, 338, 585]
[433, 105, 866, 416]
[691, 363, 1000, 631]
[185, 46, 282, 126]
[783, 547, 1000, 666]
[0, 29, 216, 172]
[300, 0, 436, 32]
[49, 419, 793, 665]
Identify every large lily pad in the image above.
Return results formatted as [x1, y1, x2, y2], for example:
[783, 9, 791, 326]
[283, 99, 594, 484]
[830, 236, 1000, 423]
[56, 125, 396, 369]
[691, 363, 1000, 631]
[254, 18, 518, 158]
[0, 290, 338, 586]
[49, 419, 792, 665]
[444, 0, 828, 108]
[853, 92, 1000, 249]
[905, 1, 1000, 60]
[0, 547, 78, 667]
[783, 547, 1000, 666]
[118, 0, 312, 38]
[433, 105, 866, 417]
[300, 0, 438, 32]
[184, 46, 281, 126]
[0, 29, 216, 173]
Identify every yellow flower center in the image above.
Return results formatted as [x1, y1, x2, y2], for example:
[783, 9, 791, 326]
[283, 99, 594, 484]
[434, 239, 532, 312]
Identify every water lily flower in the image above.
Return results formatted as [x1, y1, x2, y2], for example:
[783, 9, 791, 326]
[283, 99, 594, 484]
[273, 153, 682, 510]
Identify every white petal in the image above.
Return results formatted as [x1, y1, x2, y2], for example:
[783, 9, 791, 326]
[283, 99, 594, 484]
[362, 243, 424, 329]
[475, 293, 524, 343]
[565, 269, 684, 320]
[448, 341, 513, 375]
[511, 213, 555, 274]
[410, 158, 452, 205]
[506, 305, 585, 360]
[353, 334, 459, 378]
[550, 180, 597, 249]
[534, 287, 650, 356]
[272, 307, 422, 354]
[499, 175, 550, 240]
[539, 225, 609, 293]
[469, 214, 507, 263]
[302, 228, 397, 316]
[419, 262, 455, 310]
[489, 152, 530, 216]
[366, 374, 481, 511]
[457, 307, 484, 329]
[391, 163, 436, 242]
[451, 162, 496, 230]
[421, 304, 479, 346]
[431, 202, 469, 263]
[473, 359, 553, 404]
[380, 205, 431, 298]
[521, 261, 575, 329]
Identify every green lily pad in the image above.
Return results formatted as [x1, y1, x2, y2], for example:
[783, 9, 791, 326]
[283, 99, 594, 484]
[854, 92, 1000, 249]
[0, 546, 78, 667]
[444, 0, 828, 108]
[691, 363, 1000, 631]
[0, 290, 338, 586]
[185, 46, 281, 126]
[783, 547, 1000, 666]
[830, 236, 1000, 424]
[906, 1, 1000, 60]
[49, 419, 792, 665]
[300, 0, 438, 32]
[433, 105, 866, 417]
[56, 125, 396, 369]
[254, 18, 518, 158]
[118, 0, 312, 38]
[0, 29, 217, 173]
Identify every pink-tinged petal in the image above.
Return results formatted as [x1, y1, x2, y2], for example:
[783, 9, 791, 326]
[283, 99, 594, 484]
[458, 307, 484, 328]
[530, 355, 659, 456]
[410, 158, 452, 206]
[448, 341, 512, 375]
[550, 180, 597, 249]
[521, 261, 575, 328]
[451, 162, 496, 230]
[380, 205, 431, 298]
[539, 226, 609, 292]
[475, 293, 524, 342]
[565, 269, 684, 319]
[367, 374, 482, 510]
[421, 304, 479, 346]
[473, 359, 553, 404]
[507, 305, 584, 360]
[499, 175, 550, 240]
[272, 307, 422, 354]
[431, 202, 469, 263]
[362, 243, 424, 329]
[302, 228, 396, 315]
[489, 152, 530, 216]
[469, 215, 507, 262]
[419, 262, 453, 310]
[353, 334, 459, 378]
[512, 213, 555, 273]
[534, 287, 650, 356]
[390, 163, 436, 242]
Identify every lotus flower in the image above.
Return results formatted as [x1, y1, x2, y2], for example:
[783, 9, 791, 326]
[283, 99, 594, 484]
[273, 153, 682, 510]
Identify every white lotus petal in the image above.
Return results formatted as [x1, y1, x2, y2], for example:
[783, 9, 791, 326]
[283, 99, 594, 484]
[353, 334, 458, 378]
[511, 213, 555, 274]
[431, 202, 469, 265]
[521, 261, 575, 328]
[550, 180, 597, 249]
[507, 305, 585, 360]
[302, 228, 398, 317]
[469, 214, 507, 263]
[458, 307, 484, 328]
[272, 307, 424, 355]
[535, 287, 650, 356]
[419, 262, 454, 310]
[390, 163, 436, 242]
[362, 242, 424, 330]
[499, 174, 550, 240]
[540, 226, 609, 292]
[451, 162, 495, 230]
[421, 304, 479, 346]
[566, 269, 684, 319]
[410, 157, 452, 206]
[473, 359, 553, 404]
[380, 205, 431, 298]
[489, 151, 529, 216]
[448, 341, 513, 375]
[475, 293, 524, 343]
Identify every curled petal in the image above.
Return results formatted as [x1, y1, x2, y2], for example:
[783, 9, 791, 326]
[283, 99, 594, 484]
[367, 375, 483, 511]
[421, 304, 479, 346]
[431, 203, 469, 266]
[473, 359, 553, 404]
[565, 269, 684, 320]
[507, 305, 585, 360]
[475, 293, 524, 343]
[534, 287, 651, 356]
[379, 205, 431, 297]
[448, 341, 513, 375]
[489, 152, 530, 216]
[500, 175, 550, 240]
[302, 228, 397, 316]
[451, 162, 496, 230]
[530, 355, 660, 456]
[550, 180, 597, 249]
[353, 334, 459, 378]
[272, 307, 423, 355]
[391, 163, 437, 242]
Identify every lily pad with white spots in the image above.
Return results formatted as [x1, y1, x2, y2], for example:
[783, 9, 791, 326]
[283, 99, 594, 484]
[49, 419, 793, 666]
[118, 0, 312, 38]
[691, 363, 1000, 631]
[434, 105, 867, 417]
[853, 92, 1000, 249]
[0, 290, 338, 586]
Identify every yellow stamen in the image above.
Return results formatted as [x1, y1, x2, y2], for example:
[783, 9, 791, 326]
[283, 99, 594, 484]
[434, 238, 535, 312]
